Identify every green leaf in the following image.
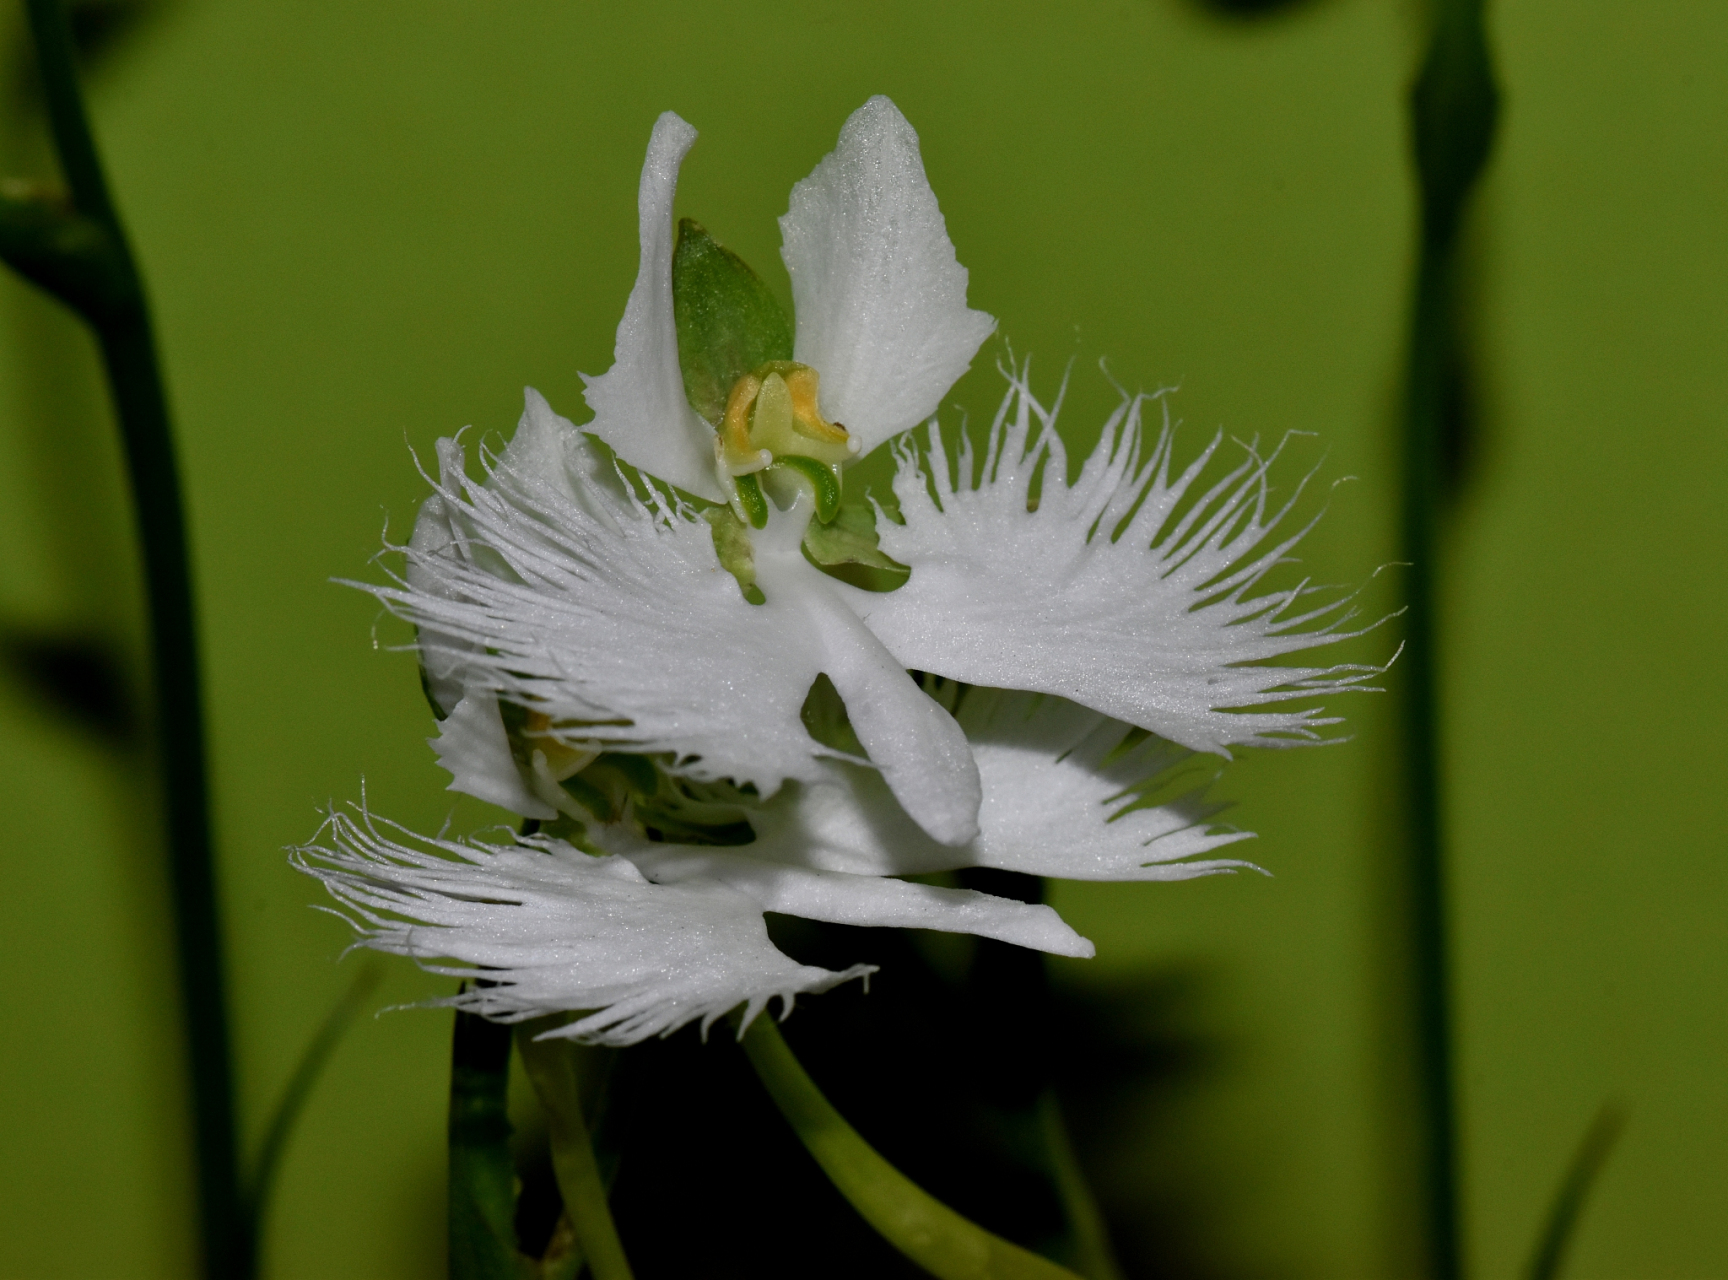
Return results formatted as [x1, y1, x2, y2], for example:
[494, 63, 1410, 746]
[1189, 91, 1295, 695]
[740, 1016, 1085, 1280]
[448, 1008, 535, 1280]
[802, 499, 910, 592]
[672, 217, 793, 424]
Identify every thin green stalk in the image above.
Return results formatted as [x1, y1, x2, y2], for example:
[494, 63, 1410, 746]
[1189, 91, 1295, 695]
[1526, 1103, 1626, 1280]
[515, 1031, 633, 1280]
[740, 1015, 1084, 1280]
[1036, 1093, 1124, 1280]
[1401, 2, 1499, 1278]
[241, 961, 384, 1264]
[6, 3, 240, 1275]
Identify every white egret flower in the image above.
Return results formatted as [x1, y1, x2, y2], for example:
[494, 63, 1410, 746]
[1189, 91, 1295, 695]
[299, 97, 1381, 1044]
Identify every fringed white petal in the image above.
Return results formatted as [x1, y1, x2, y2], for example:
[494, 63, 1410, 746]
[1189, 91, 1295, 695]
[361, 397, 835, 799]
[743, 690, 1255, 882]
[293, 807, 871, 1046]
[579, 112, 722, 500]
[612, 841, 1093, 957]
[753, 495, 981, 846]
[959, 689, 1257, 880]
[430, 692, 556, 819]
[846, 368, 1385, 754]
[779, 96, 996, 457]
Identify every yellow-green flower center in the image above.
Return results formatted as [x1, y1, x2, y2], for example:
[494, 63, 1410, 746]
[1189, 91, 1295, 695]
[713, 361, 859, 527]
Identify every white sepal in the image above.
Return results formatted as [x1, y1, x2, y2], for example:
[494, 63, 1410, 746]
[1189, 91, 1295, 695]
[293, 807, 871, 1046]
[780, 96, 996, 457]
[846, 367, 1385, 754]
[429, 692, 555, 819]
[579, 112, 722, 501]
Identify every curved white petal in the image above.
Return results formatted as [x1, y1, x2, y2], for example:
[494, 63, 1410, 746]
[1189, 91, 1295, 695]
[579, 112, 721, 500]
[430, 691, 556, 819]
[744, 690, 1255, 882]
[293, 807, 870, 1046]
[615, 843, 1092, 957]
[754, 495, 981, 846]
[359, 399, 834, 799]
[846, 369, 1386, 754]
[780, 96, 995, 456]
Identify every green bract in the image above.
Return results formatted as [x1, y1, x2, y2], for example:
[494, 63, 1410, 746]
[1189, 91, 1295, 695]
[671, 218, 792, 426]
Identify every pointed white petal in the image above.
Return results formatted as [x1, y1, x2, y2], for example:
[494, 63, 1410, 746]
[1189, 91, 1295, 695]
[753, 495, 981, 845]
[579, 112, 722, 500]
[430, 692, 556, 819]
[780, 96, 995, 456]
[743, 690, 1255, 882]
[846, 369, 1386, 754]
[616, 842, 1092, 957]
[293, 807, 870, 1046]
[358, 403, 834, 799]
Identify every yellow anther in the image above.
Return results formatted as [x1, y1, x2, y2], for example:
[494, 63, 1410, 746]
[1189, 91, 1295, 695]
[717, 373, 774, 477]
[780, 363, 855, 449]
[740, 362, 859, 467]
[711, 362, 859, 521]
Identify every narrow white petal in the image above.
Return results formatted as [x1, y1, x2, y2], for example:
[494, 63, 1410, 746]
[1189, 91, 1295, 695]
[293, 807, 870, 1046]
[846, 368, 1386, 754]
[780, 96, 995, 456]
[579, 112, 722, 500]
[430, 691, 556, 819]
[617, 843, 1093, 957]
[745, 690, 1255, 882]
[754, 495, 981, 846]
[359, 400, 834, 799]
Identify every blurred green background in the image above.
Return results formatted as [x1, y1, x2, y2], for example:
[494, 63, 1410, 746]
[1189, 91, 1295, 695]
[0, 1, 1723, 1276]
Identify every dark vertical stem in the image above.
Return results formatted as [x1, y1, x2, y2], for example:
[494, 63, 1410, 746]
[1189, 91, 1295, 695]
[17, 2, 241, 1275]
[1401, 2, 1499, 1278]
[448, 1007, 523, 1279]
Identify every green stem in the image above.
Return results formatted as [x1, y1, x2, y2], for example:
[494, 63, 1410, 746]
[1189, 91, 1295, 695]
[740, 1015, 1084, 1280]
[1526, 1103, 1626, 1280]
[1036, 1094, 1124, 1280]
[12, 3, 240, 1275]
[241, 961, 383, 1264]
[1401, 2, 1499, 1278]
[515, 1031, 633, 1280]
[448, 1009, 529, 1280]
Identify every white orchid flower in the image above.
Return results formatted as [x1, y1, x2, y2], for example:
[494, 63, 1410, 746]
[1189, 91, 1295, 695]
[300, 97, 1381, 1045]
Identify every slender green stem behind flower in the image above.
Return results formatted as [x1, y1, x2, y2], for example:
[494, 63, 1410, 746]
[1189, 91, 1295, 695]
[516, 1031, 635, 1280]
[1, 2, 240, 1276]
[1401, 1, 1500, 1277]
[740, 1015, 1085, 1280]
